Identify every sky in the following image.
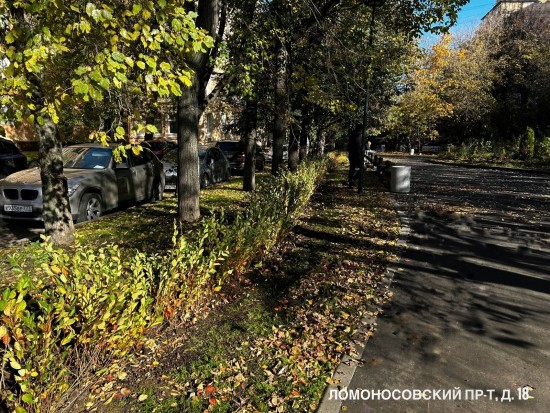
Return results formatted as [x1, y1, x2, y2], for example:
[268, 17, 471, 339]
[421, 0, 496, 47]
[454, 0, 496, 31]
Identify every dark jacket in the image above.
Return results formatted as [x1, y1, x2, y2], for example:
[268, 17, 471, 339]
[348, 132, 362, 163]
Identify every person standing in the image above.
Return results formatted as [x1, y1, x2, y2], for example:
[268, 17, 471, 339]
[348, 124, 363, 188]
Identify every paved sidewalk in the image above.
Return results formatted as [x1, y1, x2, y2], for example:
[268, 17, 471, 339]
[334, 157, 550, 412]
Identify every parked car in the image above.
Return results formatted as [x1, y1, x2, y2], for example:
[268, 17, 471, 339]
[142, 138, 177, 160]
[215, 140, 265, 173]
[265, 144, 288, 163]
[162, 145, 231, 190]
[0, 137, 28, 179]
[421, 144, 443, 154]
[0, 143, 164, 222]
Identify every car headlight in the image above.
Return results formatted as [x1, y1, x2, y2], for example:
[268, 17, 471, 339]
[67, 183, 80, 197]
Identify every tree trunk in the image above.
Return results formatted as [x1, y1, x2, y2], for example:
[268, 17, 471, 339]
[299, 116, 310, 161]
[11, 8, 74, 246]
[271, 42, 289, 175]
[37, 118, 75, 245]
[176, 0, 220, 222]
[177, 72, 201, 222]
[288, 122, 300, 172]
[243, 98, 258, 191]
[316, 128, 326, 156]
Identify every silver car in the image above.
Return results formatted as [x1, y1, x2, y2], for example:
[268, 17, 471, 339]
[163, 145, 230, 190]
[0, 143, 165, 222]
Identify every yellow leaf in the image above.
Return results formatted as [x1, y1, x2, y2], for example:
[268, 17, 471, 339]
[138, 394, 148, 402]
[10, 360, 22, 370]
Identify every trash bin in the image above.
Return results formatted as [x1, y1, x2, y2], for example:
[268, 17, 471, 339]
[409, 149, 415, 156]
[390, 166, 411, 193]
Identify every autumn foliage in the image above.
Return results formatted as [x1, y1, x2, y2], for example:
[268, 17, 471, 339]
[0, 159, 327, 412]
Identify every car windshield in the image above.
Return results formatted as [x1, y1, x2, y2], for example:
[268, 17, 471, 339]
[217, 142, 241, 151]
[63, 147, 112, 169]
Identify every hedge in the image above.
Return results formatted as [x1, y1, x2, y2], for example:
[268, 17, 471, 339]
[0, 157, 328, 412]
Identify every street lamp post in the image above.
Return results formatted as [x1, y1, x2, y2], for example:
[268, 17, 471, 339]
[358, 0, 384, 194]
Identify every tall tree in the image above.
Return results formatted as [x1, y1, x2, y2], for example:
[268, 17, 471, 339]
[384, 37, 455, 147]
[224, 0, 263, 191]
[177, 0, 226, 221]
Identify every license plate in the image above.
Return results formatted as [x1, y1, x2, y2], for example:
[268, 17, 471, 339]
[4, 205, 32, 213]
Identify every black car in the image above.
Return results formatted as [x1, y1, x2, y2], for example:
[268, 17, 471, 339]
[215, 140, 265, 173]
[0, 137, 28, 179]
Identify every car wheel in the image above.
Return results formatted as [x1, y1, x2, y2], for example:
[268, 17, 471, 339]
[78, 193, 102, 223]
[149, 180, 163, 202]
[201, 173, 210, 188]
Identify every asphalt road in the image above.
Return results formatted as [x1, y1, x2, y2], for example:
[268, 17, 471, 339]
[341, 157, 550, 413]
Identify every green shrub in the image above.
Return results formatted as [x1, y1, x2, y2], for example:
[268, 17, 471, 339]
[538, 137, 550, 162]
[469, 139, 493, 161]
[522, 127, 535, 159]
[511, 135, 522, 158]
[0, 158, 328, 412]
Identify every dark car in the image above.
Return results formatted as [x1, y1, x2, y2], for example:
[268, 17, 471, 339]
[142, 138, 177, 160]
[162, 146, 230, 190]
[0, 143, 165, 222]
[0, 137, 28, 179]
[215, 140, 265, 173]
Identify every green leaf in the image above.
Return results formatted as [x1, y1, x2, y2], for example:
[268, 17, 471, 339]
[111, 51, 126, 63]
[99, 78, 110, 90]
[75, 66, 87, 76]
[89, 70, 102, 83]
[60, 332, 75, 346]
[85, 3, 95, 16]
[22, 394, 34, 404]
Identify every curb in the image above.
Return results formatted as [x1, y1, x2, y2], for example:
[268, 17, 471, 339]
[316, 192, 412, 413]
